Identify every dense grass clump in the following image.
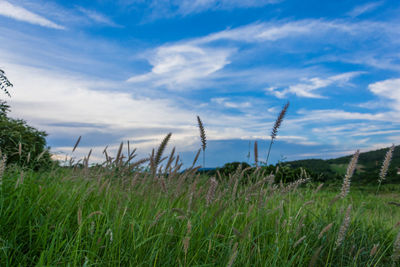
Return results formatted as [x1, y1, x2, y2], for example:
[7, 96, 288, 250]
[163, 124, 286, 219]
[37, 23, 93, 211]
[1, 156, 400, 266]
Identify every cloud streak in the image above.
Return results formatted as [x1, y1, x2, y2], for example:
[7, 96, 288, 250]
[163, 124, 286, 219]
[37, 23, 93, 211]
[368, 78, 400, 112]
[127, 44, 234, 89]
[267, 72, 363, 98]
[0, 0, 64, 29]
[347, 1, 383, 17]
[78, 7, 120, 27]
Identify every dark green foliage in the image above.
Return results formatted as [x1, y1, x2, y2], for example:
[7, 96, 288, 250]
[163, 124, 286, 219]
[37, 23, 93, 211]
[281, 146, 400, 183]
[281, 159, 341, 182]
[217, 161, 251, 178]
[0, 100, 10, 117]
[0, 67, 53, 170]
[0, 116, 53, 170]
[0, 68, 12, 118]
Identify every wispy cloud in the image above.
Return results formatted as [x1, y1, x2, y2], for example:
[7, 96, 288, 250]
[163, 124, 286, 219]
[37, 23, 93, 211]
[368, 78, 400, 112]
[127, 16, 400, 93]
[0, 0, 64, 29]
[77, 7, 120, 27]
[134, 0, 281, 19]
[266, 72, 363, 98]
[127, 44, 234, 89]
[192, 19, 399, 45]
[347, 1, 383, 17]
[211, 97, 252, 110]
[174, 0, 280, 15]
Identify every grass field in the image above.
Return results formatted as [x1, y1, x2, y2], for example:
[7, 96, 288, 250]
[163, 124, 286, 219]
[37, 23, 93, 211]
[1, 160, 400, 266]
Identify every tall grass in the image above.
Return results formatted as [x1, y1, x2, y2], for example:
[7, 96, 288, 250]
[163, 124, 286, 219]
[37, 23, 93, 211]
[0, 146, 399, 266]
[266, 101, 289, 165]
[197, 116, 207, 168]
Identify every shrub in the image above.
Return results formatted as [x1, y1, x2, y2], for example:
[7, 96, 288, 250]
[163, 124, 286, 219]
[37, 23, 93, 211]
[0, 115, 53, 170]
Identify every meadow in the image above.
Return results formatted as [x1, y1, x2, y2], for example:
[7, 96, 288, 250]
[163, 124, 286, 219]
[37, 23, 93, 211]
[1, 143, 400, 267]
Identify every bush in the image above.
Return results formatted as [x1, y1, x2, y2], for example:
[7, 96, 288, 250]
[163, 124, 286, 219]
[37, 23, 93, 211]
[0, 115, 53, 170]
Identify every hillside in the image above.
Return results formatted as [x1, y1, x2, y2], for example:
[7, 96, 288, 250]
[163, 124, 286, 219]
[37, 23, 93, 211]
[282, 145, 400, 182]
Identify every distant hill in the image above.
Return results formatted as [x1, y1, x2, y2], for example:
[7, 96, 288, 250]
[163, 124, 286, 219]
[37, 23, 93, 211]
[282, 145, 400, 183]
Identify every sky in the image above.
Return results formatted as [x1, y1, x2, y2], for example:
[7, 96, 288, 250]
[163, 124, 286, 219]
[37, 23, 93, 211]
[0, 0, 399, 168]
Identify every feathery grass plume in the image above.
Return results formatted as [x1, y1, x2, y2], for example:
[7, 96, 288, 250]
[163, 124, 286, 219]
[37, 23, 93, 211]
[294, 236, 306, 248]
[87, 211, 103, 219]
[370, 243, 379, 257]
[247, 141, 251, 163]
[227, 242, 238, 267]
[150, 211, 166, 228]
[392, 229, 400, 263]
[281, 178, 310, 193]
[254, 141, 258, 167]
[77, 207, 82, 226]
[318, 222, 333, 239]
[115, 142, 124, 166]
[183, 220, 192, 259]
[129, 158, 150, 171]
[192, 148, 201, 168]
[152, 133, 172, 175]
[0, 153, 6, 186]
[15, 170, 24, 189]
[196, 116, 207, 167]
[335, 204, 352, 249]
[105, 228, 113, 243]
[159, 176, 167, 193]
[378, 144, 395, 185]
[164, 147, 176, 173]
[206, 177, 218, 206]
[86, 149, 92, 168]
[266, 101, 289, 165]
[340, 150, 360, 198]
[72, 136, 81, 153]
[313, 183, 324, 195]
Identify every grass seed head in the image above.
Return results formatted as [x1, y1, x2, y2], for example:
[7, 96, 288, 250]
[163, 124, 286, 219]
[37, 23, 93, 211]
[335, 204, 352, 249]
[340, 150, 360, 198]
[379, 144, 395, 183]
[318, 223, 333, 239]
[206, 177, 218, 206]
[392, 229, 400, 262]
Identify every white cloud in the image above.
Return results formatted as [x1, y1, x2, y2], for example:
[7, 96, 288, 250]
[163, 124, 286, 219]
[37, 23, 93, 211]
[175, 0, 280, 15]
[141, 0, 280, 19]
[193, 19, 397, 45]
[127, 44, 234, 89]
[127, 17, 400, 91]
[368, 78, 400, 111]
[267, 72, 362, 98]
[4, 62, 197, 148]
[294, 109, 387, 122]
[78, 7, 120, 27]
[0, 0, 64, 29]
[211, 97, 251, 109]
[3, 61, 275, 163]
[348, 1, 383, 17]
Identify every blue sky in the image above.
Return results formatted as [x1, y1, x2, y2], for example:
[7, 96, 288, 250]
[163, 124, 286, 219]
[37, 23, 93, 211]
[0, 0, 399, 167]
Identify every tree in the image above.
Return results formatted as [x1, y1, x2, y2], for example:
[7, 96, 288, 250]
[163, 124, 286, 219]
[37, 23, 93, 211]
[0, 116, 52, 169]
[0, 68, 53, 169]
[0, 69, 12, 117]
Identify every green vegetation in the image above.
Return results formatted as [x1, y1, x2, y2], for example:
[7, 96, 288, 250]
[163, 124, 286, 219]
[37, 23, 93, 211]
[282, 146, 400, 183]
[1, 148, 400, 266]
[2, 67, 399, 266]
[0, 69, 53, 170]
